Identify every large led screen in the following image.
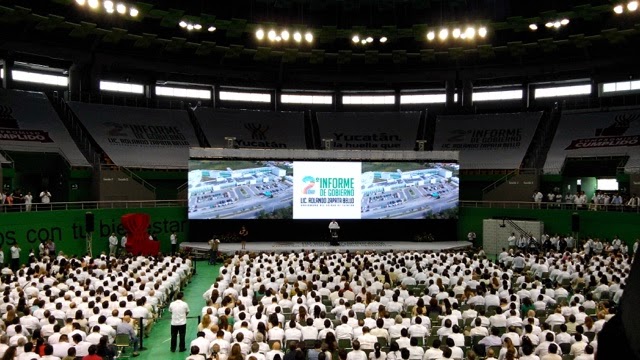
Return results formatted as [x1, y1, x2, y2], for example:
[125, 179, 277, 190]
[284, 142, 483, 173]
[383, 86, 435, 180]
[188, 160, 458, 220]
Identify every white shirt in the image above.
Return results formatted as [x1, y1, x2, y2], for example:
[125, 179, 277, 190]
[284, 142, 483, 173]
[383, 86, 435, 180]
[10, 246, 20, 259]
[121, 236, 128, 247]
[24, 194, 33, 204]
[171, 234, 177, 244]
[109, 235, 118, 246]
[40, 191, 51, 203]
[170, 299, 190, 326]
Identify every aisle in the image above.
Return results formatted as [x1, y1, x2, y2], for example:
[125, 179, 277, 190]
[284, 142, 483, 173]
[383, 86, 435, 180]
[138, 261, 220, 360]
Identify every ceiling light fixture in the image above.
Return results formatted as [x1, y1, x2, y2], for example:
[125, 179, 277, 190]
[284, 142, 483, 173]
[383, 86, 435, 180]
[179, 21, 187, 28]
[628, 1, 639, 11]
[478, 27, 487, 38]
[208, 26, 216, 32]
[465, 27, 475, 39]
[366, 37, 373, 43]
[560, 19, 570, 25]
[268, 30, 276, 41]
[293, 32, 302, 42]
[352, 35, 360, 43]
[529, 24, 538, 31]
[116, 3, 126, 14]
[438, 28, 449, 41]
[614, 4, 624, 13]
[194, 24, 202, 30]
[452, 28, 461, 39]
[103, 0, 113, 10]
[361, 39, 367, 44]
[426, 31, 435, 41]
[256, 29, 264, 40]
[281, 30, 290, 41]
[305, 32, 313, 43]
[88, 0, 99, 9]
[76, 0, 86, 5]
[129, 8, 138, 17]
[187, 24, 194, 31]
[380, 37, 387, 43]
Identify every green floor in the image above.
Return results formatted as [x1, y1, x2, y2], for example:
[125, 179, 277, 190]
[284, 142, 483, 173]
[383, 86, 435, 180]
[136, 260, 220, 360]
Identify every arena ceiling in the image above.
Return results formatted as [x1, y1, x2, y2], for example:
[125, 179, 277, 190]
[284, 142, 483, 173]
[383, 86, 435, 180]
[0, 0, 638, 88]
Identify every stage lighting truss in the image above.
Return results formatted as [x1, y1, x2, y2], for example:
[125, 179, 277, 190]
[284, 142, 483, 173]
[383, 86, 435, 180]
[426, 26, 487, 42]
[75, 0, 139, 17]
[255, 28, 313, 45]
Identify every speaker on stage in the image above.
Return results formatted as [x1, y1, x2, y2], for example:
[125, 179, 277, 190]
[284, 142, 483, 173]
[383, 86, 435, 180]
[85, 212, 95, 232]
[571, 213, 580, 232]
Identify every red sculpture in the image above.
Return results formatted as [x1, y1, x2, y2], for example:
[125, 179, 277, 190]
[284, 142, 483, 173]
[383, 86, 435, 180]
[121, 213, 160, 256]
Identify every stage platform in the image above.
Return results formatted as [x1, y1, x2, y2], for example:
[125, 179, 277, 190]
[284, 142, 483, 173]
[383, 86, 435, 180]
[180, 241, 472, 255]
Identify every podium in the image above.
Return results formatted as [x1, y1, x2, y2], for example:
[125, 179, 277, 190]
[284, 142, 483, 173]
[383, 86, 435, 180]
[329, 224, 340, 246]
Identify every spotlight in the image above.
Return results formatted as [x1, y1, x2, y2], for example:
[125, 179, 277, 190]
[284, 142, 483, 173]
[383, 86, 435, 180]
[129, 8, 138, 17]
[426, 31, 435, 41]
[628, 1, 639, 11]
[179, 21, 187, 28]
[438, 28, 449, 41]
[208, 26, 216, 32]
[75, 0, 86, 5]
[614, 4, 624, 13]
[187, 24, 194, 31]
[553, 21, 561, 28]
[452, 28, 461, 39]
[478, 27, 487, 38]
[267, 30, 276, 41]
[361, 39, 366, 44]
[103, 0, 113, 10]
[276, 36, 282, 42]
[305, 32, 313, 43]
[352, 35, 360, 43]
[545, 22, 554, 28]
[366, 37, 373, 43]
[560, 19, 570, 25]
[194, 24, 202, 30]
[88, 0, 99, 9]
[116, 3, 126, 14]
[380, 37, 387, 43]
[529, 23, 538, 31]
[293, 32, 302, 42]
[281, 30, 290, 41]
[465, 27, 475, 39]
[256, 29, 264, 40]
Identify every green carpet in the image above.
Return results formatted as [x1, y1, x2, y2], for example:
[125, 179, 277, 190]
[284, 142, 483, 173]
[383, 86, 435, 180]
[136, 260, 220, 360]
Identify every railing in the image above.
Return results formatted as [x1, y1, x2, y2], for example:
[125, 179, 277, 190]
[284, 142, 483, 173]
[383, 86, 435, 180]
[100, 165, 157, 195]
[74, 92, 213, 110]
[52, 93, 103, 166]
[0, 147, 15, 168]
[460, 200, 640, 213]
[481, 168, 539, 195]
[0, 199, 187, 212]
[505, 219, 530, 237]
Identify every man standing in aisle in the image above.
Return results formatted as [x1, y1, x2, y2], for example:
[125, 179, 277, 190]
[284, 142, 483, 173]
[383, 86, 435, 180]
[169, 292, 190, 353]
[10, 243, 20, 271]
[108, 233, 118, 256]
[208, 238, 220, 265]
[170, 232, 178, 255]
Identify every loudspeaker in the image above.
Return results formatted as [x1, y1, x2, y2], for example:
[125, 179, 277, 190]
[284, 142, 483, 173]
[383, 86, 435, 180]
[85, 212, 95, 232]
[571, 213, 580, 232]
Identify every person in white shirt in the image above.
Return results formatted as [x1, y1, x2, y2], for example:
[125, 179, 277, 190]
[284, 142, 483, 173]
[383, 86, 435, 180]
[346, 340, 368, 360]
[170, 232, 178, 255]
[108, 233, 118, 256]
[574, 344, 595, 360]
[23, 192, 33, 212]
[10, 244, 20, 272]
[169, 292, 190, 353]
[422, 339, 443, 360]
[533, 190, 543, 207]
[40, 189, 51, 204]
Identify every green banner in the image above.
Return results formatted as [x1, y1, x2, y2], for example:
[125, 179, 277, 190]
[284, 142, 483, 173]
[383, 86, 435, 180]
[0, 207, 188, 262]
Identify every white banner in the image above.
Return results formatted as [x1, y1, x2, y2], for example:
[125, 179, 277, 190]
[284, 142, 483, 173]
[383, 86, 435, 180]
[433, 112, 542, 169]
[0, 90, 90, 166]
[545, 109, 640, 173]
[317, 112, 421, 150]
[293, 161, 362, 219]
[195, 108, 306, 149]
[69, 102, 198, 169]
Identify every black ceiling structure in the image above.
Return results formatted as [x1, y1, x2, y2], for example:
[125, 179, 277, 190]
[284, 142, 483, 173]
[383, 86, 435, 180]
[0, 0, 638, 89]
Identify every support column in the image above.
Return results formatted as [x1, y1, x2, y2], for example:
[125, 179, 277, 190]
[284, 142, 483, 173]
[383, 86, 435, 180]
[394, 89, 401, 111]
[68, 64, 83, 101]
[1, 57, 14, 89]
[445, 79, 456, 108]
[522, 81, 531, 109]
[462, 80, 473, 108]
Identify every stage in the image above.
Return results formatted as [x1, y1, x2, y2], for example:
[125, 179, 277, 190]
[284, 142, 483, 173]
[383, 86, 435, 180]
[180, 240, 472, 255]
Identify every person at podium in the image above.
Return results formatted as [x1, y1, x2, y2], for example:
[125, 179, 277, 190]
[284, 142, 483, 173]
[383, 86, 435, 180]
[329, 220, 340, 246]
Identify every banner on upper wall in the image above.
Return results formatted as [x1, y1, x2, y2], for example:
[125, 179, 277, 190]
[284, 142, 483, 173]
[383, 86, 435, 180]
[316, 112, 422, 150]
[0, 90, 90, 166]
[195, 108, 307, 149]
[433, 112, 542, 169]
[544, 109, 640, 173]
[69, 102, 199, 169]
